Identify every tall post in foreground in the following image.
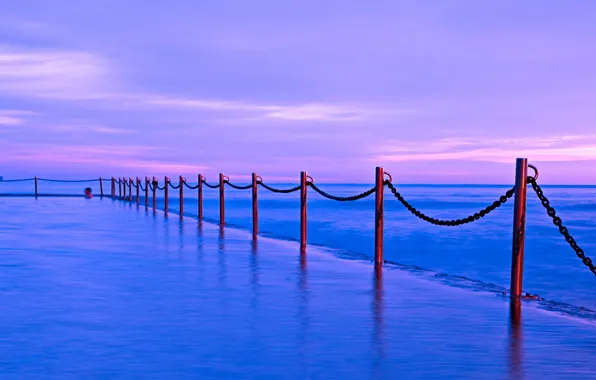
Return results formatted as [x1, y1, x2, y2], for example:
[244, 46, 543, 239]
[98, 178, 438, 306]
[119, 178, 122, 198]
[99, 177, 104, 197]
[300, 171, 307, 251]
[145, 177, 149, 208]
[198, 174, 203, 220]
[129, 177, 133, 201]
[152, 177, 157, 211]
[510, 158, 528, 298]
[111, 177, 115, 197]
[252, 173, 258, 236]
[219, 173, 225, 225]
[164, 176, 169, 215]
[374, 167, 384, 267]
[179, 176, 184, 220]
[34, 176, 38, 197]
[136, 177, 140, 204]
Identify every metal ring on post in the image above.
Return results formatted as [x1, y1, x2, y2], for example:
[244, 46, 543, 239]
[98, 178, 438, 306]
[306, 175, 314, 184]
[223, 175, 230, 182]
[383, 171, 393, 183]
[256, 175, 263, 183]
[528, 164, 539, 181]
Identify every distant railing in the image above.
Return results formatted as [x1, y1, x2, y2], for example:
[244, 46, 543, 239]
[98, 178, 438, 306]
[1, 159, 594, 298]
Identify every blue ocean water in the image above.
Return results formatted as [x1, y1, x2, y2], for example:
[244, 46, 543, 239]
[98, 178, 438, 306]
[1, 197, 595, 379]
[2, 180, 595, 312]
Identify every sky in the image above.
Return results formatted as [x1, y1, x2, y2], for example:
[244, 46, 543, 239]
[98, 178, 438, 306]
[0, 0, 595, 184]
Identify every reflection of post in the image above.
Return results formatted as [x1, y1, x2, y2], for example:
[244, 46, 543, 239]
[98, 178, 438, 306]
[218, 226, 226, 287]
[372, 265, 385, 376]
[508, 299, 524, 379]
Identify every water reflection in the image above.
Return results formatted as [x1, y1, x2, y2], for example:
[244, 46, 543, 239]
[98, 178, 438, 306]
[372, 266, 386, 378]
[296, 247, 310, 377]
[218, 226, 226, 287]
[508, 299, 524, 379]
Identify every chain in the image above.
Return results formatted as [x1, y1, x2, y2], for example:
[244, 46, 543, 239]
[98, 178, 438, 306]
[0, 178, 35, 182]
[258, 182, 301, 193]
[139, 183, 146, 192]
[385, 181, 515, 226]
[183, 181, 199, 189]
[38, 178, 101, 183]
[528, 177, 596, 276]
[224, 180, 253, 190]
[308, 183, 376, 201]
[169, 181, 181, 189]
[201, 180, 221, 189]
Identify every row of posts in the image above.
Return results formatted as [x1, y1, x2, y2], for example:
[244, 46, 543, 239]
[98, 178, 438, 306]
[107, 159, 530, 299]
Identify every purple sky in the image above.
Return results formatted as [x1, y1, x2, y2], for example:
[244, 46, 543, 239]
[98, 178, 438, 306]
[1, 1, 595, 184]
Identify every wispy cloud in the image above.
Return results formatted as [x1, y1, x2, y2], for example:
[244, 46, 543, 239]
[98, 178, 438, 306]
[0, 110, 37, 126]
[374, 135, 596, 163]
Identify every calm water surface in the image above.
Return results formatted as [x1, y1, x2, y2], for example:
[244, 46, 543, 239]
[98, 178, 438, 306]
[0, 197, 595, 379]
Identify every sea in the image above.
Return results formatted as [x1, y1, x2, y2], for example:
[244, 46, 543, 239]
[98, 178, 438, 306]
[1, 179, 595, 316]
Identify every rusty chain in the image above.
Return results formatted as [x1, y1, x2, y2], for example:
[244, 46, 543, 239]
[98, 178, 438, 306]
[385, 181, 515, 226]
[308, 183, 376, 201]
[201, 180, 220, 189]
[224, 180, 253, 190]
[258, 182, 301, 193]
[528, 177, 596, 276]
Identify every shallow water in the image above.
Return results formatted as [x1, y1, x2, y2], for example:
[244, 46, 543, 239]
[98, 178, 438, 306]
[0, 198, 595, 379]
[2, 181, 596, 310]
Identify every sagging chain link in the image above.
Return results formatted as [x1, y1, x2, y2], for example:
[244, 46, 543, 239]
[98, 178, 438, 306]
[385, 181, 515, 226]
[201, 180, 220, 189]
[258, 182, 301, 193]
[183, 181, 199, 190]
[528, 177, 596, 276]
[168, 181, 181, 190]
[224, 180, 253, 190]
[308, 183, 376, 201]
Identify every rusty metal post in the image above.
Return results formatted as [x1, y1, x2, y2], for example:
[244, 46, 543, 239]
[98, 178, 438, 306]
[129, 177, 133, 201]
[219, 173, 225, 225]
[119, 178, 122, 198]
[252, 173, 258, 236]
[99, 177, 104, 197]
[198, 174, 203, 220]
[34, 176, 38, 197]
[145, 177, 149, 208]
[300, 171, 307, 251]
[179, 175, 184, 220]
[375, 167, 384, 267]
[111, 177, 115, 197]
[164, 176, 169, 215]
[510, 158, 528, 298]
[152, 176, 157, 211]
[136, 177, 140, 204]
[123, 178, 127, 200]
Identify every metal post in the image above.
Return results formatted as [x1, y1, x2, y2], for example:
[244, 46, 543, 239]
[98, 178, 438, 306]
[129, 177, 133, 201]
[145, 177, 149, 208]
[152, 176, 157, 211]
[198, 174, 203, 220]
[111, 177, 115, 197]
[510, 158, 528, 298]
[136, 177, 140, 204]
[99, 177, 104, 197]
[375, 167, 384, 267]
[123, 178, 127, 199]
[34, 176, 38, 197]
[219, 173, 225, 225]
[164, 176, 169, 215]
[300, 171, 307, 251]
[119, 178, 122, 198]
[179, 175, 184, 220]
[252, 173, 258, 236]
